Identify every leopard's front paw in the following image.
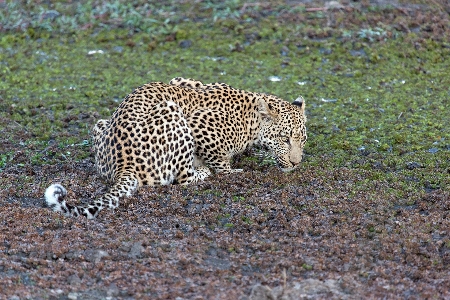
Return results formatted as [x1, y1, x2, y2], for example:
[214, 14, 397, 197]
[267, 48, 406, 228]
[195, 166, 212, 180]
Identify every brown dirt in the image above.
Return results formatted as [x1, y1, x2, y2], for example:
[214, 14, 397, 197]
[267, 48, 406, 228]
[1, 1, 450, 299]
[1, 153, 449, 299]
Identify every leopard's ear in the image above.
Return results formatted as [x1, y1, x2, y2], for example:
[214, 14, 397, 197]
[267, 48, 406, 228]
[292, 96, 305, 113]
[258, 97, 277, 121]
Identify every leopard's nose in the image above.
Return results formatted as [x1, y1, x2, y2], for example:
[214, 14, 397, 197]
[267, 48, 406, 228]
[289, 149, 303, 166]
[290, 161, 300, 167]
[290, 155, 302, 166]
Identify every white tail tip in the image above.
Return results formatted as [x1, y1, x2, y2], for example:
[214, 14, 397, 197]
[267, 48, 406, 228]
[44, 184, 67, 207]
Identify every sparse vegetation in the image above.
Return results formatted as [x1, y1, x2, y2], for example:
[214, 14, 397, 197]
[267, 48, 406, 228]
[0, 0, 449, 299]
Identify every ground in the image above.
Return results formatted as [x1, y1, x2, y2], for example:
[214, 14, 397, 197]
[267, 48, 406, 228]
[0, 0, 449, 299]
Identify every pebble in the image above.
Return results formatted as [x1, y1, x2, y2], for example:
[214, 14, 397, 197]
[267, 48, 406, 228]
[84, 249, 109, 263]
[67, 274, 81, 285]
[268, 76, 282, 82]
[128, 241, 144, 259]
[406, 162, 422, 170]
[67, 292, 79, 300]
[179, 40, 192, 48]
[428, 147, 439, 153]
[107, 283, 120, 297]
[113, 46, 123, 53]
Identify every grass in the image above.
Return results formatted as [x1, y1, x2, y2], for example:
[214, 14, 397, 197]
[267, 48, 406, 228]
[0, 1, 449, 198]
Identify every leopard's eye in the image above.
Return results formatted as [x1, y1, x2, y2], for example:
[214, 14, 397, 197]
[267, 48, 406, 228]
[280, 135, 290, 144]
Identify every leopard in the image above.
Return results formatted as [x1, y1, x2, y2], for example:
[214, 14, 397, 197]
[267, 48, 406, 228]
[45, 77, 307, 219]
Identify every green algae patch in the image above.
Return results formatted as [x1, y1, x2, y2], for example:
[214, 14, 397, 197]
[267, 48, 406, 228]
[1, 3, 450, 298]
[1, 6, 449, 198]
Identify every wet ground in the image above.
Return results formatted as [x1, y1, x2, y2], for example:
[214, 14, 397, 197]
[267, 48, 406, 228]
[1, 0, 449, 298]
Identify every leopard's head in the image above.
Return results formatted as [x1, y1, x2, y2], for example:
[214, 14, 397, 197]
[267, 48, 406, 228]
[257, 94, 307, 172]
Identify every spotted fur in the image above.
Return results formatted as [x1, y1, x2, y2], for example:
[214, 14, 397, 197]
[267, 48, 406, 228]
[169, 77, 307, 172]
[45, 78, 306, 219]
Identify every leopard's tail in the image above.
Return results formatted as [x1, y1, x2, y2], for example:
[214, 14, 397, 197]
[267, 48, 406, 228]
[44, 173, 138, 219]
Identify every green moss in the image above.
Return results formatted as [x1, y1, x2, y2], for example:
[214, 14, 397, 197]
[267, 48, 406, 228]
[0, 152, 13, 170]
[0, 6, 448, 194]
[232, 195, 245, 202]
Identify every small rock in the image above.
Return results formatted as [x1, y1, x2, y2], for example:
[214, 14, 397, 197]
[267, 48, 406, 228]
[281, 46, 289, 56]
[326, 1, 344, 10]
[20, 274, 33, 286]
[67, 292, 79, 300]
[320, 98, 337, 103]
[349, 49, 366, 57]
[250, 278, 358, 300]
[64, 250, 82, 260]
[204, 257, 231, 270]
[292, 278, 331, 294]
[42, 10, 60, 20]
[206, 245, 218, 256]
[372, 162, 383, 169]
[319, 48, 332, 55]
[428, 147, 439, 153]
[268, 76, 282, 82]
[107, 283, 120, 297]
[249, 284, 275, 300]
[46, 252, 57, 260]
[88, 50, 105, 55]
[128, 241, 144, 259]
[179, 40, 192, 48]
[84, 249, 109, 263]
[406, 161, 422, 170]
[159, 243, 172, 252]
[112, 46, 123, 53]
[67, 274, 81, 285]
